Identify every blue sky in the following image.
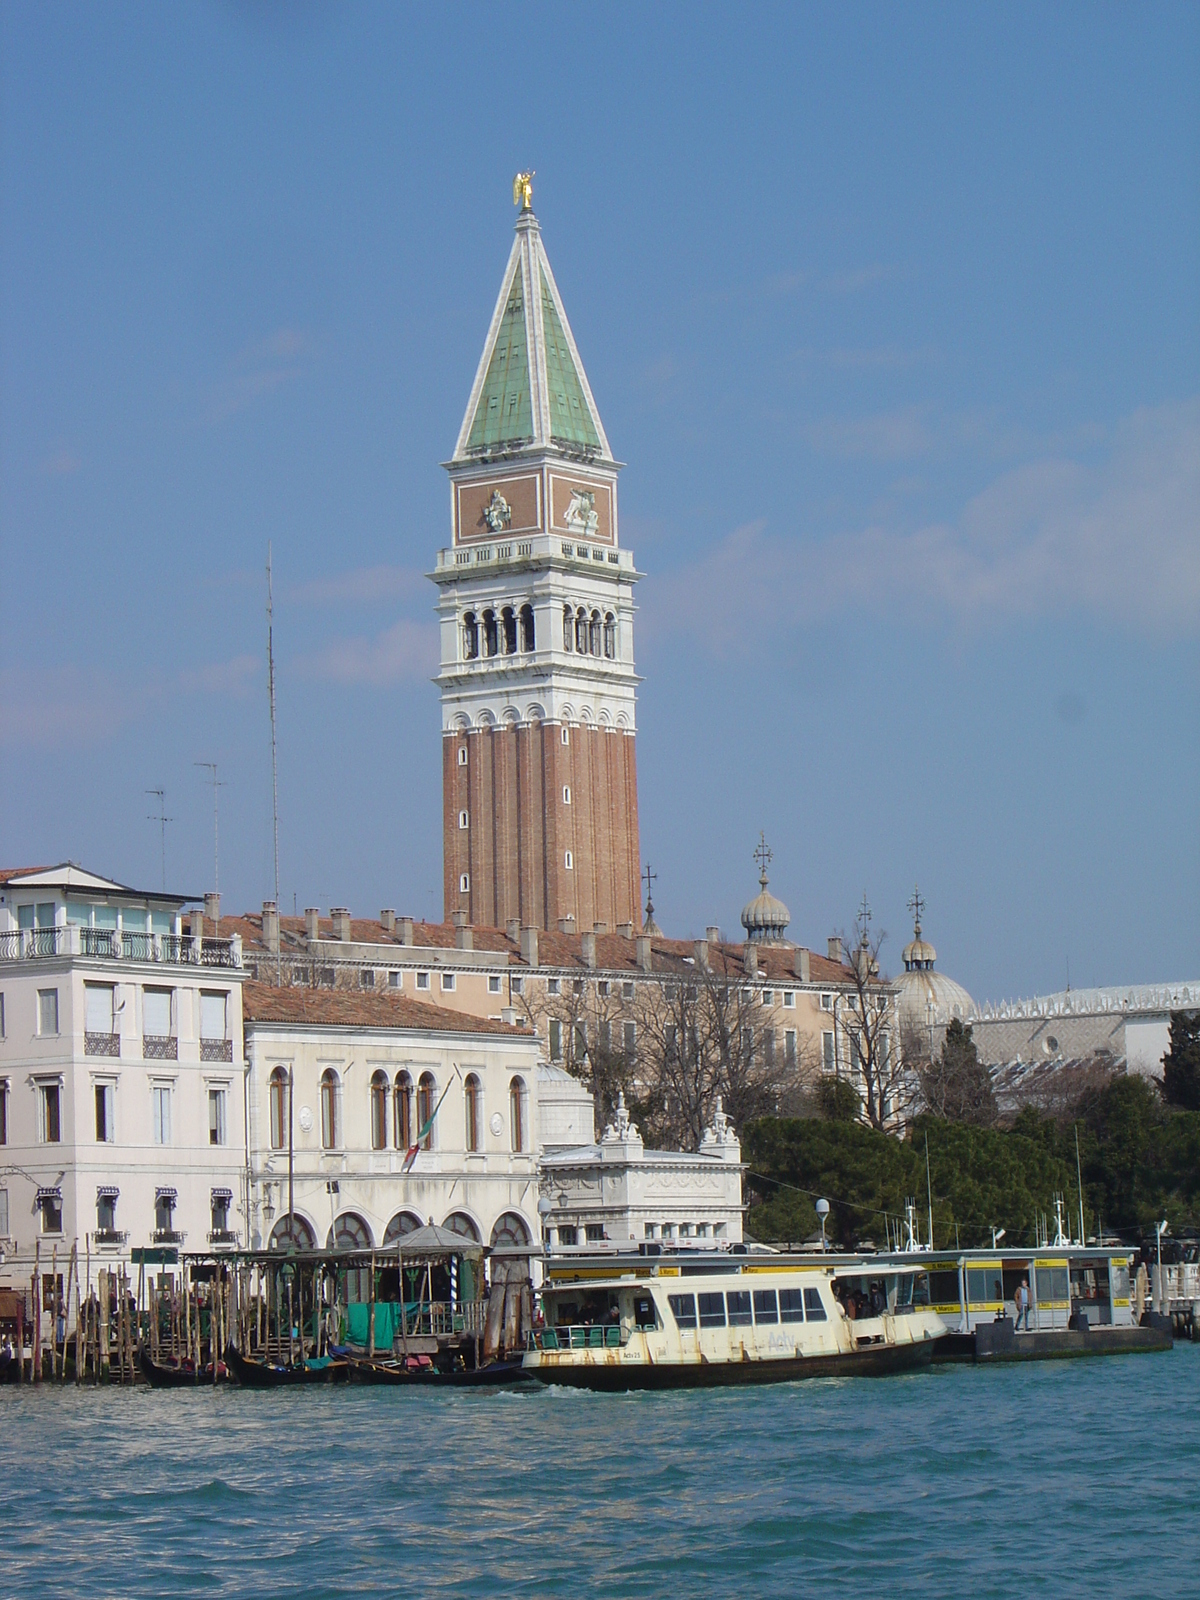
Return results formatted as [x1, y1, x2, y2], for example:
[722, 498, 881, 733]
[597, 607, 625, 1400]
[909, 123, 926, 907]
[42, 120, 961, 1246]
[2, 3, 1197, 1003]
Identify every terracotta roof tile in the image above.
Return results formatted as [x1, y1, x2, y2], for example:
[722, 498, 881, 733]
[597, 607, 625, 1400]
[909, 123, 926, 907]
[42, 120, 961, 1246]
[241, 980, 533, 1037]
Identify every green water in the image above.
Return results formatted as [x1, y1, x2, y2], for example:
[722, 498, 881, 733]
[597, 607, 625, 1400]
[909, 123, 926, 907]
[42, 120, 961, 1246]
[2, 1345, 1196, 1597]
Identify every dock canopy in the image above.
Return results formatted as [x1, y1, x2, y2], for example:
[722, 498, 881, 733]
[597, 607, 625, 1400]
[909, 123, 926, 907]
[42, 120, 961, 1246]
[391, 1222, 484, 1259]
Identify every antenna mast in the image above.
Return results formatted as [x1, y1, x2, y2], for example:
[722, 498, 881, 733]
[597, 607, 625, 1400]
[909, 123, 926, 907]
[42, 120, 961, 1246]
[267, 544, 281, 984]
[194, 762, 226, 895]
[145, 788, 172, 891]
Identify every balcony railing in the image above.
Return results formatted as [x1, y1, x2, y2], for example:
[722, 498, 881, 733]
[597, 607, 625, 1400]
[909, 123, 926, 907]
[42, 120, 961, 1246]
[143, 1034, 178, 1061]
[85, 1031, 120, 1058]
[93, 1228, 128, 1246]
[200, 1037, 233, 1063]
[208, 1229, 240, 1247]
[0, 925, 242, 968]
[153, 1229, 185, 1245]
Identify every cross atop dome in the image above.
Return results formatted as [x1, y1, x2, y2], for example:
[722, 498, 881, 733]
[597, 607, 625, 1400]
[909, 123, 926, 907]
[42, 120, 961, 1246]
[452, 187, 613, 464]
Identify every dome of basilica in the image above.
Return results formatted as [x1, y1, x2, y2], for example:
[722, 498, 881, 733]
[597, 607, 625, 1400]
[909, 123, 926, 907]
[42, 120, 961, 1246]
[894, 893, 976, 1028]
[741, 835, 791, 946]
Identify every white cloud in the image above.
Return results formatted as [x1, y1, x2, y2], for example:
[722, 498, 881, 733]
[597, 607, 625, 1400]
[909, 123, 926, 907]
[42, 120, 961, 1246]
[299, 619, 439, 686]
[803, 406, 934, 461]
[644, 398, 1200, 648]
[205, 327, 312, 423]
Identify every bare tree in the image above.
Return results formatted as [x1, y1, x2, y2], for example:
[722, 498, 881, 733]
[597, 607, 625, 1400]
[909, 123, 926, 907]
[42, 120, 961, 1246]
[835, 899, 914, 1130]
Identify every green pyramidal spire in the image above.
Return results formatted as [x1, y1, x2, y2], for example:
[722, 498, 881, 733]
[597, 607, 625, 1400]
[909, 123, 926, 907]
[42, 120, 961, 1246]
[454, 209, 611, 462]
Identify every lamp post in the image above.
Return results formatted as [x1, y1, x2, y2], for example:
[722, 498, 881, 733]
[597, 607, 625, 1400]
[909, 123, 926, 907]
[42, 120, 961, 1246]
[816, 1198, 830, 1252]
[537, 1195, 553, 1255]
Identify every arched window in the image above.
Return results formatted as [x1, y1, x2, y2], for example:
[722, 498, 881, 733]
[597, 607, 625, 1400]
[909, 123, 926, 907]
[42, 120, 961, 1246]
[394, 1071, 413, 1150]
[445, 1211, 481, 1242]
[327, 1212, 371, 1251]
[501, 605, 517, 654]
[417, 1072, 436, 1150]
[519, 604, 535, 652]
[589, 610, 601, 655]
[509, 1076, 527, 1153]
[383, 1210, 422, 1245]
[562, 604, 573, 651]
[464, 1073, 482, 1153]
[490, 1211, 531, 1248]
[462, 612, 478, 660]
[603, 612, 615, 659]
[575, 607, 588, 654]
[268, 1066, 289, 1151]
[370, 1070, 388, 1150]
[483, 609, 498, 657]
[268, 1213, 315, 1251]
[320, 1068, 340, 1150]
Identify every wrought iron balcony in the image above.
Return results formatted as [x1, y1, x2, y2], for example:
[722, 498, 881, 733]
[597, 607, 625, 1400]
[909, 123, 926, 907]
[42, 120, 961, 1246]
[208, 1229, 240, 1247]
[0, 925, 242, 969]
[93, 1228, 128, 1246]
[143, 1034, 178, 1061]
[152, 1229, 185, 1245]
[200, 1037, 233, 1063]
[85, 1031, 120, 1058]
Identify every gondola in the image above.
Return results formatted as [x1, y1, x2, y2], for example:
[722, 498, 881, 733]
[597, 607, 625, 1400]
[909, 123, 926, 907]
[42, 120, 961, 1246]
[224, 1343, 348, 1387]
[345, 1351, 533, 1388]
[138, 1348, 229, 1387]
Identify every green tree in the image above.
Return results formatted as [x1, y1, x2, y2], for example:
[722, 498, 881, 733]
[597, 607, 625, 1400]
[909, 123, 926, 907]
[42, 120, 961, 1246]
[817, 1076, 861, 1123]
[1161, 1009, 1200, 1111]
[919, 1019, 997, 1125]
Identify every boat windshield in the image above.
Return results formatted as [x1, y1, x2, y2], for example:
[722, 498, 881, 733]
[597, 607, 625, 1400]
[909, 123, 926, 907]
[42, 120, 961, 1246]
[831, 1271, 923, 1319]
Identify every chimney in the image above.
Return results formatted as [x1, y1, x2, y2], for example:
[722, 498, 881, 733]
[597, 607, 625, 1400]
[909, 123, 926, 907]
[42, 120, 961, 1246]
[399, 917, 414, 946]
[452, 910, 473, 951]
[793, 947, 811, 982]
[616, 921, 633, 939]
[520, 926, 539, 968]
[305, 907, 321, 944]
[501, 1006, 517, 1026]
[581, 931, 596, 968]
[637, 935, 653, 973]
[744, 943, 759, 977]
[706, 925, 721, 946]
[380, 909, 396, 935]
[506, 917, 520, 944]
[262, 900, 280, 954]
[828, 936, 843, 965]
[204, 892, 220, 930]
[593, 921, 608, 937]
[558, 915, 576, 935]
[331, 907, 352, 941]
[694, 939, 709, 970]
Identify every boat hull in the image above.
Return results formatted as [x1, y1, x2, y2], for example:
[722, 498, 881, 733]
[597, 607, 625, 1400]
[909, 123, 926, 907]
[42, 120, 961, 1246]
[224, 1344, 348, 1388]
[347, 1354, 533, 1388]
[138, 1349, 229, 1387]
[526, 1337, 935, 1391]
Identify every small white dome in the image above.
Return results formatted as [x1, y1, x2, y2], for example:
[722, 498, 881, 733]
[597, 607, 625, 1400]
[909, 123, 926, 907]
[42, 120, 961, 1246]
[740, 835, 790, 945]
[895, 901, 974, 1024]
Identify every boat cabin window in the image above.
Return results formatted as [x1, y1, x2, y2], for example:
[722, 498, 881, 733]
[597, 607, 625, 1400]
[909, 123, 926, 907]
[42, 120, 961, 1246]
[803, 1287, 827, 1321]
[667, 1293, 697, 1329]
[967, 1269, 1004, 1305]
[697, 1292, 726, 1328]
[726, 1291, 752, 1327]
[929, 1269, 961, 1308]
[1070, 1262, 1111, 1303]
[631, 1294, 657, 1331]
[752, 1289, 778, 1325]
[779, 1288, 805, 1323]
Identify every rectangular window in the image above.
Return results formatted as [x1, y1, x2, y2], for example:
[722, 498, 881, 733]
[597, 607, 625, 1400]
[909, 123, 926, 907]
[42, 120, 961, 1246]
[597, 980, 609, 997]
[548, 1019, 563, 1060]
[556, 1224, 577, 1246]
[822, 1031, 835, 1071]
[200, 992, 227, 1040]
[510, 976, 523, 995]
[459, 874, 470, 893]
[564, 851, 573, 870]
[95, 1083, 114, 1142]
[41, 1195, 62, 1233]
[42, 1085, 62, 1143]
[821, 993, 833, 1012]
[726, 1291, 752, 1327]
[458, 810, 469, 829]
[359, 969, 375, 988]
[0, 993, 5, 1038]
[668, 1293, 697, 1330]
[585, 1223, 605, 1242]
[441, 972, 455, 992]
[785, 1030, 797, 1067]
[208, 1088, 227, 1146]
[143, 987, 171, 1036]
[0, 1187, 7, 1237]
[623, 1021, 637, 1060]
[562, 785, 571, 805]
[753, 1289, 779, 1325]
[783, 991, 795, 1009]
[152, 1085, 172, 1146]
[762, 991, 774, 1006]
[547, 978, 560, 996]
[622, 981, 634, 1001]
[488, 974, 501, 993]
[97, 1192, 116, 1232]
[697, 1292, 726, 1329]
[0, 1079, 7, 1145]
[803, 1287, 827, 1321]
[779, 1288, 805, 1323]
[388, 971, 402, 988]
[38, 989, 59, 1036]
[416, 971, 430, 990]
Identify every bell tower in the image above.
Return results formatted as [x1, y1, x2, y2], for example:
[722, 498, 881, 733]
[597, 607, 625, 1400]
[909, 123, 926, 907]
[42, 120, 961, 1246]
[432, 183, 642, 933]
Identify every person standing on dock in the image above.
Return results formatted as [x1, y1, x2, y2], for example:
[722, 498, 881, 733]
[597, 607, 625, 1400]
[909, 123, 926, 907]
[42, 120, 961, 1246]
[1015, 1277, 1031, 1331]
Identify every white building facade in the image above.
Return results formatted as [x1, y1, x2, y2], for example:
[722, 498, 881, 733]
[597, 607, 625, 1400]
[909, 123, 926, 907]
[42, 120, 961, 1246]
[0, 866, 246, 1297]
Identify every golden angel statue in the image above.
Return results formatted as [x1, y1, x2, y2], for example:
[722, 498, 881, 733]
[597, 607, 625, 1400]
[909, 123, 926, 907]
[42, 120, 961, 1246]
[513, 171, 535, 212]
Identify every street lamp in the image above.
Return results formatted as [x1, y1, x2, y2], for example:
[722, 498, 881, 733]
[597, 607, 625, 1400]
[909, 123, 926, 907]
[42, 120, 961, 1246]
[537, 1195, 553, 1254]
[816, 1198, 830, 1252]
[992, 1227, 1006, 1249]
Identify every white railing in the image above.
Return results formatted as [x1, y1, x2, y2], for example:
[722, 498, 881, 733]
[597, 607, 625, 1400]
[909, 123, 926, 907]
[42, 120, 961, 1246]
[0, 926, 242, 969]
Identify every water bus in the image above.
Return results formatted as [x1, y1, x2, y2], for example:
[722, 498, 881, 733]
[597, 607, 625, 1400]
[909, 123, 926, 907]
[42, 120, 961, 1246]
[523, 1248, 946, 1389]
